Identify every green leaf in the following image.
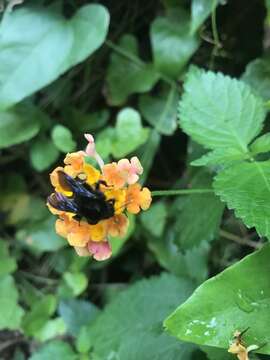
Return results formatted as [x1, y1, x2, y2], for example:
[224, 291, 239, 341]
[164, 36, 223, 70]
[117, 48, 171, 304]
[17, 215, 66, 253]
[51, 125, 76, 153]
[110, 214, 135, 256]
[179, 68, 265, 152]
[191, 148, 248, 167]
[29, 340, 77, 360]
[76, 325, 93, 354]
[0, 274, 24, 330]
[139, 86, 179, 135]
[22, 294, 57, 337]
[250, 133, 270, 155]
[112, 108, 149, 157]
[242, 56, 270, 101]
[90, 273, 196, 359]
[190, 0, 217, 34]
[164, 244, 270, 355]
[30, 138, 59, 171]
[106, 34, 159, 105]
[58, 299, 100, 336]
[63, 272, 88, 296]
[0, 105, 41, 149]
[35, 318, 66, 342]
[0, 4, 109, 109]
[174, 169, 224, 249]
[65, 108, 109, 133]
[214, 160, 270, 240]
[202, 347, 234, 360]
[150, 9, 199, 78]
[140, 202, 167, 237]
[0, 240, 17, 275]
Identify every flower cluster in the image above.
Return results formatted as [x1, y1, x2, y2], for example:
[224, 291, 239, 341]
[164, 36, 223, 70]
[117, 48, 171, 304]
[47, 134, 152, 261]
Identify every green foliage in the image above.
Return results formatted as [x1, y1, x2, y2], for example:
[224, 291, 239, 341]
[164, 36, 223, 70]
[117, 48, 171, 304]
[51, 125, 76, 153]
[0, 4, 109, 110]
[30, 138, 59, 171]
[165, 244, 270, 355]
[29, 340, 77, 360]
[190, 0, 217, 34]
[90, 273, 196, 359]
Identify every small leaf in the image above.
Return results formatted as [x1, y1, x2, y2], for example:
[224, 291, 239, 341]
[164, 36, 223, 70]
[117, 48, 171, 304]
[30, 138, 59, 171]
[76, 325, 93, 353]
[106, 34, 159, 105]
[112, 108, 149, 158]
[22, 294, 57, 337]
[151, 9, 199, 78]
[0, 4, 109, 109]
[35, 318, 66, 342]
[164, 244, 270, 355]
[174, 169, 224, 249]
[0, 240, 17, 275]
[51, 125, 76, 153]
[0, 274, 24, 330]
[63, 272, 88, 296]
[29, 340, 77, 360]
[58, 299, 100, 336]
[190, 0, 217, 34]
[0, 105, 41, 149]
[250, 133, 270, 155]
[90, 273, 196, 360]
[179, 68, 266, 152]
[139, 86, 179, 135]
[214, 160, 270, 240]
[140, 202, 167, 237]
[242, 56, 270, 101]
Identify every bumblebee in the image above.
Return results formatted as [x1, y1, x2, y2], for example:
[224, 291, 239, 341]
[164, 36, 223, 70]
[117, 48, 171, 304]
[47, 171, 115, 225]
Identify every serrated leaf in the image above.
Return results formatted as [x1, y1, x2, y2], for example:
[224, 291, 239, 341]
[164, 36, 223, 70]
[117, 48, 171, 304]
[179, 68, 265, 152]
[0, 105, 41, 149]
[139, 86, 178, 135]
[51, 125, 76, 153]
[250, 133, 270, 155]
[112, 108, 149, 157]
[174, 169, 224, 249]
[106, 34, 159, 105]
[29, 340, 77, 360]
[58, 299, 100, 336]
[90, 273, 196, 360]
[164, 244, 270, 355]
[30, 138, 59, 171]
[190, 0, 217, 34]
[191, 148, 247, 167]
[0, 4, 109, 109]
[242, 56, 270, 101]
[0, 274, 24, 330]
[0, 240, 17, 275]
[214, 160, 270, 239]
[151, 9, 199, 78]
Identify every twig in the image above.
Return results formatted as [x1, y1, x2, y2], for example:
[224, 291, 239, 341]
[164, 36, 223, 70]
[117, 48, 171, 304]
[220, 229, 263, 249]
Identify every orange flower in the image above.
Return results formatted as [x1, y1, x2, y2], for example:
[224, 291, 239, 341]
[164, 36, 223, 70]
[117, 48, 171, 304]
[126, 183, 152, 214]
[47, 133, 152, 261]
[106, 214, 129, 237]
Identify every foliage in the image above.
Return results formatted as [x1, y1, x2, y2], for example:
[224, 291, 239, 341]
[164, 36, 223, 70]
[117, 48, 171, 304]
[1, 0, 270, 359]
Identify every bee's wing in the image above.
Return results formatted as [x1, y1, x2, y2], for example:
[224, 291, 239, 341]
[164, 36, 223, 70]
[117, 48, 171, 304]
[57, 171, 96, 198]
[47, 192, 79, 213]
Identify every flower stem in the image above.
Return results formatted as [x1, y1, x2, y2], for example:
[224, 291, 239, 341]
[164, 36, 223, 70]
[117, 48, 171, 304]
[151, 189, 214, 197]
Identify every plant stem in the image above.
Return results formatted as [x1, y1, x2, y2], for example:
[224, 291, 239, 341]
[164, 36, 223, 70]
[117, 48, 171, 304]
[219, 229, 262, 249]
[151, 189, 214, 196]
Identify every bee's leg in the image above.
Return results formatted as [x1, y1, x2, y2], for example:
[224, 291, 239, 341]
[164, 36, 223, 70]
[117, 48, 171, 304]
[95, 180, 108, 190]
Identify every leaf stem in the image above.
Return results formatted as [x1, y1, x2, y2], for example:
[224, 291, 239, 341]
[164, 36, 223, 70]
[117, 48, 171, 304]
[219, 229, 262, 249]
[151, 189, 214, 197]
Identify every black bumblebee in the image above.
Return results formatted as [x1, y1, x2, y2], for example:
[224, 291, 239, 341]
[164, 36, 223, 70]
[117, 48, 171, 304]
[47, 171, 115, 225]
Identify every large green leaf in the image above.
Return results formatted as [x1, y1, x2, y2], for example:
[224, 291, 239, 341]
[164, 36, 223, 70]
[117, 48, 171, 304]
[179, 68, 265, 152]
[90, 273, 196, 359]
[242, 56, 270, 101]
[30, 138, 59, 171]
[174, 169, 224, 249]
[0, 274, 24, 330]
[0, 4, 109, 109]
[165, 244, 270, 355]
[139, 86, 179, 135]
[214, 160, 270, 240]
[106, 34, 159, 105]
[0, 105, 42, 149]
[150, 9, 199, 78]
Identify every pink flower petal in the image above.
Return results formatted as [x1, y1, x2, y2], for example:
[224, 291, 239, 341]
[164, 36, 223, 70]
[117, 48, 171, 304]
[131, 156, 143, 174]
[84, 133, 104, 169]
[87, 240, 112, 261]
